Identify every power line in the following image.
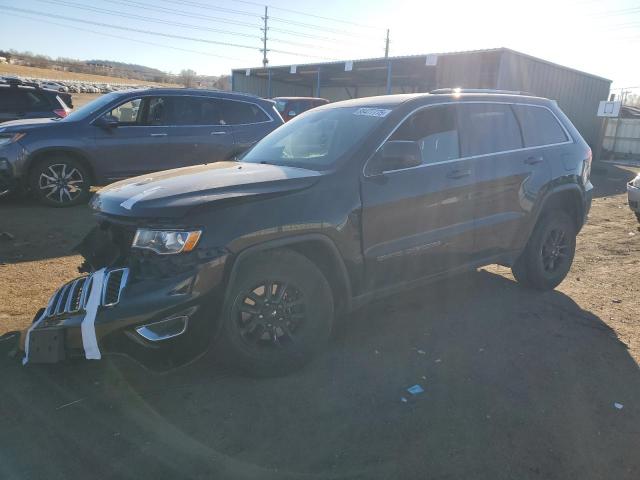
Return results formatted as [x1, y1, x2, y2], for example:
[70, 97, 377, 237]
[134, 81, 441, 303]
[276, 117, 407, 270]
[106, 0, 374, 48]
[35, 0, 262, 40]
[227, 0, 381, 30]
[2, 5, 259, 50]
[2, 5, 338, 60]
[104, 0, 261, 29]
[3, 11, 243, 62]
[149, 0, 381, 40]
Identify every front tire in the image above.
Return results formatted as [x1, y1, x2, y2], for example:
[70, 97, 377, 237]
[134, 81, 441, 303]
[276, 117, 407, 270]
[217, 249, 334, 377]
[512, 211, 577, 290]
[29, 155, 91, 207]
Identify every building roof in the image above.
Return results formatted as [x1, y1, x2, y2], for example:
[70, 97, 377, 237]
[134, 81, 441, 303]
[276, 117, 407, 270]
[232, 47, 611, 86]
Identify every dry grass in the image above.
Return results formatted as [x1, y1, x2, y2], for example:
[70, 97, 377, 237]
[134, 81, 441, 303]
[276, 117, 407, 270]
[0, 63, 178, 86]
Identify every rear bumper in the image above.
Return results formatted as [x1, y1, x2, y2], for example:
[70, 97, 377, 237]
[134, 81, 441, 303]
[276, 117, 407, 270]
[628, 182, 640, 213]
[22, 254, 229, 370]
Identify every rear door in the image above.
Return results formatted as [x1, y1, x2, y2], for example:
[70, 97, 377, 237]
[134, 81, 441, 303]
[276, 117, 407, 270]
[360, 104, 477, 289]
[164, 95, 235, 166]
[92, 96, 174, 181]
[459, 102, 552, 259]
[222, 99, 276, 155]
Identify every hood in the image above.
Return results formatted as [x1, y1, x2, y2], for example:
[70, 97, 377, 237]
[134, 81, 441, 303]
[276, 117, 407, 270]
[91, 161, 322, 218]
[0, 117, 63, 131]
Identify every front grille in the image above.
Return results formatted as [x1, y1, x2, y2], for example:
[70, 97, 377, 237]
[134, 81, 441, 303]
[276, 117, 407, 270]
[41, 268, 129, 321]
[102, 268, 128, 307]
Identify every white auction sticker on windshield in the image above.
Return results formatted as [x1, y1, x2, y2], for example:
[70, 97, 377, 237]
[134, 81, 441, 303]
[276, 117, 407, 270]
[353, 108, 391, 117]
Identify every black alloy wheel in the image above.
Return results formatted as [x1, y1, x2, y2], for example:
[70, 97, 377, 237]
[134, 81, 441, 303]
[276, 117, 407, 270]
[234, 280, 306, 349]
[216, 249, 334, 377]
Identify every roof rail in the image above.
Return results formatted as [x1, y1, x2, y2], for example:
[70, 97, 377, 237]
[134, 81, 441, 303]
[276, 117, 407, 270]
[430, 88, 534, 96]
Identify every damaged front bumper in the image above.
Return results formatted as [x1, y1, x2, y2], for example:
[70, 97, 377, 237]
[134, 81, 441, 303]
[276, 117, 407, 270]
[21, 223, 230, 370]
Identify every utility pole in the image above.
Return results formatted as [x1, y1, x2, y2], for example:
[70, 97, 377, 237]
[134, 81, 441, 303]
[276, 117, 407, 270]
[261, 6, 269, 68]
[384, 29, 390, 58]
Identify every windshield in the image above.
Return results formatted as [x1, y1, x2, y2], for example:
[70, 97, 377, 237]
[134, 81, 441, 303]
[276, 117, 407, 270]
[241, 106, 390, 170]
[62, 91, 120, 121]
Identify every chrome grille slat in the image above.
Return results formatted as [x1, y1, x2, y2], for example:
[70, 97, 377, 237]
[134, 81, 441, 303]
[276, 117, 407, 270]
[102, 268, 129, 307]
[41, 268, 129, 319]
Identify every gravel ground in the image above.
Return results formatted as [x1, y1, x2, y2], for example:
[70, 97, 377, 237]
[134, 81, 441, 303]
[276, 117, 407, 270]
[0, 163, 638, 480]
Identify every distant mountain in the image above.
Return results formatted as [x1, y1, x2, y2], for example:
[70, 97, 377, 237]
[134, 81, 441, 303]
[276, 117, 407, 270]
[86, 60, 165, 76]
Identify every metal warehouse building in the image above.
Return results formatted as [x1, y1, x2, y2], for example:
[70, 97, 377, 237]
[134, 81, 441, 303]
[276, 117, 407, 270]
[231, 48, 611, 147]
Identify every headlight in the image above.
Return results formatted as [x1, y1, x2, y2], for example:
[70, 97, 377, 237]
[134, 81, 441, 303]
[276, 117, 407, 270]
[632, 174, 640, 188]
[132, 229, 202, 255]
[0, 132, 26, 147]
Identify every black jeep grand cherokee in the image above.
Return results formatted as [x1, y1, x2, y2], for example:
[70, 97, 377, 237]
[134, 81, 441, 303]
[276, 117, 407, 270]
[19, 91, 593, 375]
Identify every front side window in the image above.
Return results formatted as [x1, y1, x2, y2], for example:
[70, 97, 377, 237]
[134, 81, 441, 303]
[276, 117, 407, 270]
[389, 105, 460, 165]
[513, 104, 568, 147]
[457, 103, 522, 157]
[242, 106, 388, 170]
[107, 98, 143, 125]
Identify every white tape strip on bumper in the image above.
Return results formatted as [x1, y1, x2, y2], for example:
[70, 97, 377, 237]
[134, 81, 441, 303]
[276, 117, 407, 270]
[22, 268, 107, 365]
[81, 268, 106, 360]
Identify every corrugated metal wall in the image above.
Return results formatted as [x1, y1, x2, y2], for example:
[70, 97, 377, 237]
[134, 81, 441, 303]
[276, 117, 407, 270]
[232, 73, 312, 98]
[497, 50, 610, 148]
[436, 50, 502, 89]
[232, 49, 611, 149]
[603, 118, 640, 155]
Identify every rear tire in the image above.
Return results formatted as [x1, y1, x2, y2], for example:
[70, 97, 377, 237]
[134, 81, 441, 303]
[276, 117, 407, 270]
[216, 249, 334, 377]
[29, 155, 91, 207]
[512, 211, 577, 290]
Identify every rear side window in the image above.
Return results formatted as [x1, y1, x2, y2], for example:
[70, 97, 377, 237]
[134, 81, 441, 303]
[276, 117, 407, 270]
[390, 105, 460, 164]
[168, 96, 225, 126]
[220, 100, 269, 125]
[22, 91, 52, 110]
[457, 103, 522, 157]
[512, 104, 568, 147]
[0, 89, 49, 112]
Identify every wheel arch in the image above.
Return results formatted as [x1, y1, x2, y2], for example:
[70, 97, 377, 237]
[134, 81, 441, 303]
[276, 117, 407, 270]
[536, 184, 585, 231]
[224, 234, 353, 316]
[26, 147, 96, 185]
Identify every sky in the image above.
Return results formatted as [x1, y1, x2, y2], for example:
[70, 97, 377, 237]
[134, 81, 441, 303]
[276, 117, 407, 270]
[0, 0, 639, 90]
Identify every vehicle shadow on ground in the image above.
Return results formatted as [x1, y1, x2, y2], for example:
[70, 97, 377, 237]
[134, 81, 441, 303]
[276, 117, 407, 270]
[1, 270, 639, 480]
[0, 194, 93, 264]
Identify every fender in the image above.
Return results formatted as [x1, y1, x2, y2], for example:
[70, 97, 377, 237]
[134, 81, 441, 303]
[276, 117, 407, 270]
[223, 233, 354, 312]
[514, 182, 586, 255]
[25, 146, 97, 183]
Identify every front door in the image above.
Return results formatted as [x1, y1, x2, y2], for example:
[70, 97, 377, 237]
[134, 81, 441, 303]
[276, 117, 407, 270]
[360, 104, 477, 290]
[92, 96, 173, 182]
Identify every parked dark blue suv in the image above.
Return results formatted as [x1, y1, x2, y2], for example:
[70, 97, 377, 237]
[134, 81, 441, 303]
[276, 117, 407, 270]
[0, 88, 282, 206]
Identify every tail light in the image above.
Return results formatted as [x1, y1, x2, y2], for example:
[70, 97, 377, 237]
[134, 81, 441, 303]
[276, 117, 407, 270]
[582, 148, 592, 185]
[53, 109, 68, 118]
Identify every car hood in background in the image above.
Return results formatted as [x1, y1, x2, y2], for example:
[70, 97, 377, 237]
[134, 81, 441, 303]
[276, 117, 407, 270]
[91, 161, 322, 218]
[0, 118, 64, 131]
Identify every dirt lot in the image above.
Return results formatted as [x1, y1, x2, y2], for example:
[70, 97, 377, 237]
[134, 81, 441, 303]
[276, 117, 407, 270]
[0, 163, 639, 479]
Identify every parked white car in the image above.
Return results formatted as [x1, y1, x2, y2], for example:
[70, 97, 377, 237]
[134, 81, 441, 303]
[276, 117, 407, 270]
[628, 172, 640, 222]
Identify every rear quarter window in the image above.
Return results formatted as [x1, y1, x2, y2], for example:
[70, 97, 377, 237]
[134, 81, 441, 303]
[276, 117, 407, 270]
[512, 104, 569, 147]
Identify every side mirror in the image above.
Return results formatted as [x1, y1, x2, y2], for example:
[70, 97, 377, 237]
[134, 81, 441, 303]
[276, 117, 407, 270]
[373, 141, 422, 174]
[288, 110, 297, 118]
[95, 114, 119, 129]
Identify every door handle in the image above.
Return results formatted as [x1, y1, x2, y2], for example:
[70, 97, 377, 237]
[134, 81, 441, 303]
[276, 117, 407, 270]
[149, 133, 167, 137]
[447, 169, 471, 179]
[210, 131, 228, 135]
[525, 155, 544, 165]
